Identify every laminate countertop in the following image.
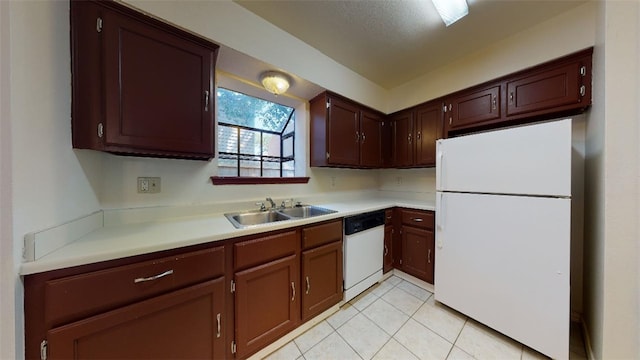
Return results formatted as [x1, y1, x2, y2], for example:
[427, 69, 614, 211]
[20, 198, 435, 275]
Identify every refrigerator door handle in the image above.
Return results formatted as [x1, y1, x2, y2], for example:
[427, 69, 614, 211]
[437, 150, 444, 188]
[437, 192, 444, 249]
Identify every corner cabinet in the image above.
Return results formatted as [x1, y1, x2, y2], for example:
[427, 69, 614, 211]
[389, 99, 444, 168]
[71, 0, 219, 160]
[310, 92, 384, 168]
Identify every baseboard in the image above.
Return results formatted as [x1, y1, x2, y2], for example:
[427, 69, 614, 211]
[392, 269, 435, 293]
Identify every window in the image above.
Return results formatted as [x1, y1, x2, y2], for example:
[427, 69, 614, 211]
[217, 88, 296, 178]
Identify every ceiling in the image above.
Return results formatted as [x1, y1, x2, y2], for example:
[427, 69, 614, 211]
[233, 0, 587, 90]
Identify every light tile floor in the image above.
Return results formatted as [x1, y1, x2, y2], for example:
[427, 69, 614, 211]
[264, 275, 588, 360]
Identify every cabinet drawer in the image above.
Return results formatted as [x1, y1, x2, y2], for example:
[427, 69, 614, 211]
[401, 209, 434, 229]
[234, 230, 298, 270]
[302, 220, 342, 250]
[45, 246, 224, 326]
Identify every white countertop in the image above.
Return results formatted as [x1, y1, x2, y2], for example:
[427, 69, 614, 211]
[20, 198, 435, 275]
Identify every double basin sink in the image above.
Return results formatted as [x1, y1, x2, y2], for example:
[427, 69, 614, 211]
[225, 205, 337, 229]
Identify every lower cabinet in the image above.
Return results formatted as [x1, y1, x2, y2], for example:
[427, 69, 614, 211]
[234, 254, 299, 359]
[397, 208, 436, 284]
[24, 246, 226, 360]
[383, 208, 394, 273]
[301, 241, 343, 320]
[26, 220, 345, 360]
[301, 219, 343, 321]
[47, 278, 225, 359]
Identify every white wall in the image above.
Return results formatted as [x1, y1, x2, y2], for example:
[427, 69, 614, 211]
[584, 1, 640, 358]
[8, 2, 103, 358]
[0, 0, 14, 358]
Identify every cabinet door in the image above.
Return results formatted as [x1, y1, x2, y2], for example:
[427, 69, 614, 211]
[47, 278, 225, 359]
[391, 111, 414, 167]
[414, 103, 442, 166]
[301, 241, 343, 321]
[447, 85, 501, 133]
[327, 97, 360, 166]
[235, 255, 299, 359]
[506, 62, 582, 118]
[401, 226, 432, 282]
[102, 8, 215, 157]
[359, 110, 383, 167]
[383, 224, 394, 273]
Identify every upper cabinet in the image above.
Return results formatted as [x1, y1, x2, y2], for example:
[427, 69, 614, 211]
[310, 92, 384, 168]
[445, 48, 592, 137]
[71, 0, 219, 160]
[389, 99, 444, 168]
[445, 84, 501, 133]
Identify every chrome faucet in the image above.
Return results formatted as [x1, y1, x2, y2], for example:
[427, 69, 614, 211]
[266, 197, 276, 209]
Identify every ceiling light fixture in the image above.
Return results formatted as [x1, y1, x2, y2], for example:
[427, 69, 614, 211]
[432, 0, 468, 26]
[260, 71, 290, 95]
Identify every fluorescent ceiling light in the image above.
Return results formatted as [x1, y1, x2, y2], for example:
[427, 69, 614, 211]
[432, 0, 468, 26]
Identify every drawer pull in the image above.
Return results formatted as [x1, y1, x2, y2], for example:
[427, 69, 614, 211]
[428, 249, 431, 264]
[306, 276, 310, 295]
[291, 282, 296, 302]
[384, 244, 388, 256]
[133, 269, 174, 283]
[412, 218, 423, 222]
[216, 313, 221, 338]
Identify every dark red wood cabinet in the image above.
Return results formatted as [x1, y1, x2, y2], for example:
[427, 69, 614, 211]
[233, 230, 300, 359]
[301, 220, 343, 321]
[389, 99, 444, 168]
[383, 209, 394, 273]
[394, 208, 435, 284]
[25, 246, 227, 360]
[444, 48, 592, 136]
[71, 0, 219, 160]
[310, 92, 384, 168]
[445, 84, 502, 133]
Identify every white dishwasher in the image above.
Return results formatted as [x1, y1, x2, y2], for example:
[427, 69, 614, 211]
[343, 210, 385, 302]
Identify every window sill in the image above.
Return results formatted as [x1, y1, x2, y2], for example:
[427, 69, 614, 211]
[210, 176, 310, 185]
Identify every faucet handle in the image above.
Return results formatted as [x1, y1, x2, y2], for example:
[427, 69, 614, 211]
[280, 199, 292, 208]
[255, 202, 266, 211]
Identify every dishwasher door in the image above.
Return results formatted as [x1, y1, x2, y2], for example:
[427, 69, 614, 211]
[343, 225, 384, 302]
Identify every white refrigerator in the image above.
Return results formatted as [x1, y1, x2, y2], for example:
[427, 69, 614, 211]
[435, 119, 572, 359]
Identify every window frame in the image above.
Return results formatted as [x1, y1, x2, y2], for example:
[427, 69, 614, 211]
[211, 85, 309, 185]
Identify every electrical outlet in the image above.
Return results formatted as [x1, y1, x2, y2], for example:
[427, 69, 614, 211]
[331, 176, 336, 188]
[396, 176, 402, 185]
[137, 177, 161, 193]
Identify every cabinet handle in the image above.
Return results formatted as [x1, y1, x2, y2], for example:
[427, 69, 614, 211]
[305, 276, 310, 294]
[417, 131, 421, 140]
[408, 133, 412, 144]
[204, 90, 210, 111]
[428, 249, 431, 264]
[361, 132, 366, 143]
[216, 313, 221, 338]
[412, 217, 423, 222]
[384, 244, 388, 256]
[509, 92, 514, 104]
[291, 282, 296, 302]
[355, 131, 360, 143]
[133, 269, 174, 283]
[449, 117, 452, 125]
[492, 95, 497, 110]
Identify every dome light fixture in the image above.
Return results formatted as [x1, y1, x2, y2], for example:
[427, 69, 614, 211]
[432, 0, 468, 27]
[260, 71, 290, 95]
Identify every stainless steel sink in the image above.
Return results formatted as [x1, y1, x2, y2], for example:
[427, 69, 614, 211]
[277, 205, 337, 218]
[224, 205, 337, 229]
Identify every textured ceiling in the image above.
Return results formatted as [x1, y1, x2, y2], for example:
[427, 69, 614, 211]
[235, 0, 588, 89]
